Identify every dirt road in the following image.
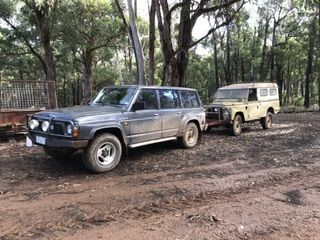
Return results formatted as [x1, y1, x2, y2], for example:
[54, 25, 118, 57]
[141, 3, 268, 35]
[1, 112, 320, 240]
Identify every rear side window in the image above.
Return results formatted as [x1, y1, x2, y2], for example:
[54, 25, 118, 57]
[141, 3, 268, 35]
[159, 90, 180, 109]
[136, 89, 158, 110]
[180, 91, 200, 108]
[269, 88, 277, 96]
[260, 89, 268, 97]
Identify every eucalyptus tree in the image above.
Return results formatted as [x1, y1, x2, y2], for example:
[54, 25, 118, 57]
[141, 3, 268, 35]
[59, 0, 124, 104]
[0, 0, 59, 107]
[156, 0, 245, 87]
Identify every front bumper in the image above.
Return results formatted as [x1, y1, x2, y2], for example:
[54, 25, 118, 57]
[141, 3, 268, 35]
[27, 133, 88, 149]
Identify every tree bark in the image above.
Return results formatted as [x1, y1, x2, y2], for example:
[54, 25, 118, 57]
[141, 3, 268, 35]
[259, 17, 270, 81]
[226, 24, 232, 84]
[157, 0, 242, 86]
[148, 0, 156, 85]
[213, 35, 219, 91]
[304, 17, 316, 108]
[83, 48, 93, 104]
[318, 2, 320, 109]
[127, 0, 145, 85]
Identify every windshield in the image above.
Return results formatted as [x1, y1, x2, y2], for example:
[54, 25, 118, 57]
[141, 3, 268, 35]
[214, 89, 248, 100]
[92, 87, 137, 106]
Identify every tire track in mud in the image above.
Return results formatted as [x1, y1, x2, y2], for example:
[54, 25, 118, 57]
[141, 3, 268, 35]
[2, 162, 320, 239]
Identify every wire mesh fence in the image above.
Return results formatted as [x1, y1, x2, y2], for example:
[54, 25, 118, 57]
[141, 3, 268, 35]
[0, 80, 55, 110]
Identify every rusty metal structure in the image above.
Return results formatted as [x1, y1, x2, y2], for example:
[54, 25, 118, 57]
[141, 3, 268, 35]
[0, 80, 57, 134]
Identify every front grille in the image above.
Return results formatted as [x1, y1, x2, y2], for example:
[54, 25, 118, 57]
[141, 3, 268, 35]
[206, 112, 220, 120]
[51, 122, 65, 135]
[30, 118, 69, 136]
[206, 107, 221, 120]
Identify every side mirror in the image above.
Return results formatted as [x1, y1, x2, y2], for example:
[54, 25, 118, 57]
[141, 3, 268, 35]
[132, 101, 145, 111]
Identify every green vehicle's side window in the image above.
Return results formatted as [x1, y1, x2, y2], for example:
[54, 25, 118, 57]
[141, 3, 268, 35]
[248, 89, 257, 101]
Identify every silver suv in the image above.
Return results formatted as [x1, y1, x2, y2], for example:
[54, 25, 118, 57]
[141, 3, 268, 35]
[27, 86, 206, 173]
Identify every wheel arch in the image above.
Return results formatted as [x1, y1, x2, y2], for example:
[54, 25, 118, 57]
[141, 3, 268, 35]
[267, 107, 275, 114]
[187, 119, 202, 138]
[234, 112, 245, 122]
[90, 127, 127, 151]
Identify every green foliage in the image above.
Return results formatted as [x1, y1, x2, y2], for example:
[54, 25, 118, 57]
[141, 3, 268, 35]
[0, 0, 319, 108]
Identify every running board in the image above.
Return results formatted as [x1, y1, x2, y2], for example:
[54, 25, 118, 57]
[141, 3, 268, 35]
[128, 137, 177, 148]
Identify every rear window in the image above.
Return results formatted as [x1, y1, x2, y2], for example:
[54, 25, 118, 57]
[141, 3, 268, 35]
[260, 89, 268, 97]
[180, 91, 200, 108]
[269, 88, 277, 96]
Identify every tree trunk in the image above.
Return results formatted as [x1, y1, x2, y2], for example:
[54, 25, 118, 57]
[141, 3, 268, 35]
[285, 58, 291, 105]
[226, 24, 232, 84]
[127, 0, 145, 85]
[276, 62, 283, 105]
[213, 36, 219, 91]
[176, 0, 191, 87]
[241, 57, 245, 82]
[250, 27, 256, 82]
[148, 0, 156, 85]
[259, 17, 270, 81]
[157, 0, 176, 86]
[33, 3, 57, 108]
[304, 17, 316, 108]
[318, 2, 320, 109]
[83, 49, 93, 104]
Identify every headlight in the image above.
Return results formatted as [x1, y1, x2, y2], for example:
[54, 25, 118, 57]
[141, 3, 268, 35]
[67, 124, 73, 135]
[223, 108, 231, 120]
[41, 121, 50, 132]
[29, 119, 39, 130]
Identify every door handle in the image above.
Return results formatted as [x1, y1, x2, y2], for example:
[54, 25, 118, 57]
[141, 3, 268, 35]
[154, 113, 159, 116]
[177, 112, 182, 115]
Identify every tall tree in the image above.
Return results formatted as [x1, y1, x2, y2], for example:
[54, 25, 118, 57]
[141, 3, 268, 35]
[115, 0, 145, 85]
[60, 0, 123, 104]
[148, 0, 156, 85]
[0, 0, 58, 107]
[304, 16, 316, 108]
[157, 0, 244, 87]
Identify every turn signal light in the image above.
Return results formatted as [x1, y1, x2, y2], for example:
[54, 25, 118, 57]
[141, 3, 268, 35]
[73, 127, 79, 138]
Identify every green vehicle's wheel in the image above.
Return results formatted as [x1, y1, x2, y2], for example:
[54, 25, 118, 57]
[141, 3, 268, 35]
[231, 114, 242, 136]
[261, 112, 273, 129]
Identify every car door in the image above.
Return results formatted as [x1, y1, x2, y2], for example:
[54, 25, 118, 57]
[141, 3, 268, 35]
[159, 89, 181, 138]
[247, 88, 260, 120]
[128, 89, 161, 145]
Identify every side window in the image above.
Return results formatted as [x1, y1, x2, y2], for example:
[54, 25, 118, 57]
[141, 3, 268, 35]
[248, 89, 257, 101]
[136, 89, 158, 110]
[269, 88, 277, 96]
[159, 90, 180, 109]
[180, 91, 192, 108]
[260, 89, 268, 97]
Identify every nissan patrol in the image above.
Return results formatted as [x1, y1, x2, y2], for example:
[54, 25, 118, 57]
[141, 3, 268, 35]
[27, 86, 206, 173]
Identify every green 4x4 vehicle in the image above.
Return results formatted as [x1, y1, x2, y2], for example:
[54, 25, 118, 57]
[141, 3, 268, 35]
[206, 83, 280, 136]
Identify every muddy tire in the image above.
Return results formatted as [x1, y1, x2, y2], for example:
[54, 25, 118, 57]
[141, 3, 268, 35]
[43, 146, 75, 160]
[231, 114, 243, 136]
[179, 122, 199, 148]
[83, 133, 122, 173]
[261, 112, 273, 129]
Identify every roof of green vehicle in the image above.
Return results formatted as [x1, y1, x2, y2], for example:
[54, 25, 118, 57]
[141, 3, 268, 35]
[219, 83, 278, 90]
